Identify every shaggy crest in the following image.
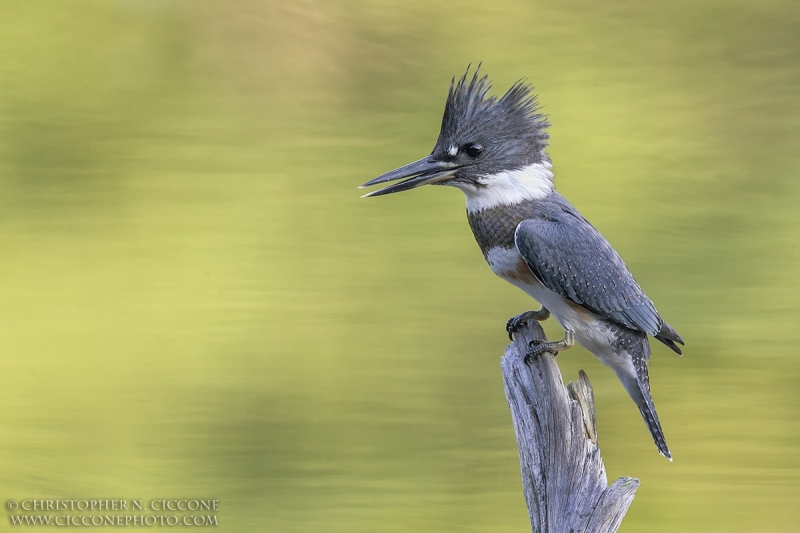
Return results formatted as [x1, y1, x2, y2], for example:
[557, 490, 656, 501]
[435, 65, 550, 163]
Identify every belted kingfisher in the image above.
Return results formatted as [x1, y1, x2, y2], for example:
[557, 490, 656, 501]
[360, 68, 683, 460]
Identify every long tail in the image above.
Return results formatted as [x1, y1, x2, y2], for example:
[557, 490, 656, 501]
[614, 331, 672, 460]
[634, 383, 671, 460]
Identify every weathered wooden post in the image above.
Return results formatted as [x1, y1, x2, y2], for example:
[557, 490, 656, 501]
[502, 321, 639, 533]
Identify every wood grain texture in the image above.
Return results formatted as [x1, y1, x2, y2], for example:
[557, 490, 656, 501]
[502, 321, 638, 533]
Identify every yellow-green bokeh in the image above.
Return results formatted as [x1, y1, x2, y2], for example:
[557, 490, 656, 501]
[0, 0, 798, 531]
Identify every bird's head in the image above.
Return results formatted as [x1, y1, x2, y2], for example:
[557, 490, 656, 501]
[361, 67, 553, 210]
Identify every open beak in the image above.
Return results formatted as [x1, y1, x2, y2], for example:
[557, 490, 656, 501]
[359, 157, 460, 198]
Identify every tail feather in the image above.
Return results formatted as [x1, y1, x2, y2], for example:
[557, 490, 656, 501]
[614, 330, 673, 460]
[637, 394, 672, 460]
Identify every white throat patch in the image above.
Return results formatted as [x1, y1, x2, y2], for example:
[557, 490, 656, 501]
[459, 162, 555, 213]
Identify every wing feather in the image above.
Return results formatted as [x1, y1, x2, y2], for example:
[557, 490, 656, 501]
[514, 199, 663, 336]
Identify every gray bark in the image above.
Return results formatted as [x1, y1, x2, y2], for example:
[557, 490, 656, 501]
[502, 321, 639, 533]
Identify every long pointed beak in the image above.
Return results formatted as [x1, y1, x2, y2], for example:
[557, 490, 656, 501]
[359, 157, 460, 198]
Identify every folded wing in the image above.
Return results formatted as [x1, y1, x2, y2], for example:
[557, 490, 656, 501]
[514, 198, 683, 353]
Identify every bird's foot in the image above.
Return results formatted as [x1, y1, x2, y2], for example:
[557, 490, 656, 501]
[506, 307, 550, 340]
[524, 330, 575, 363]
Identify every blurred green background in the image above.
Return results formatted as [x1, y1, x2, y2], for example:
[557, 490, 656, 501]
[1, 0, 799, 531]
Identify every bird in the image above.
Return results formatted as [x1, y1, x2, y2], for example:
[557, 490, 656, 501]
[359, 67, 683, 460]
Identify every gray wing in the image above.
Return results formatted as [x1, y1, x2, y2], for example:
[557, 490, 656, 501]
[514, 201, 663, 337]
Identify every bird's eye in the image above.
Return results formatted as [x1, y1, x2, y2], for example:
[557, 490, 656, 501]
[464, 143, 484, 158]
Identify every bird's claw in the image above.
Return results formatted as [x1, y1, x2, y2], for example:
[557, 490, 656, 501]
[523, 331, 575, 364]
[525, 338, 559, 362]
[506, 307, 551, 340]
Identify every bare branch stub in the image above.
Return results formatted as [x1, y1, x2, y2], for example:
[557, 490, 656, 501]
[568, 370, 598, 447]
[501, 321, 639, 533]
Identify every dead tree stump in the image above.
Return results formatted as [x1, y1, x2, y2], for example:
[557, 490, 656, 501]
[501, 321, 639, 533]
